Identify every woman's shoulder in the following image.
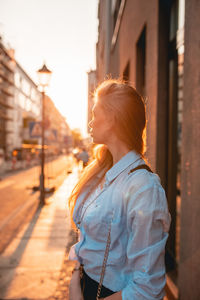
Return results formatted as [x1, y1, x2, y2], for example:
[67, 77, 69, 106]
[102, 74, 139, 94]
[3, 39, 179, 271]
[125, 165, 162, 191]
[123, 166, 168, 208]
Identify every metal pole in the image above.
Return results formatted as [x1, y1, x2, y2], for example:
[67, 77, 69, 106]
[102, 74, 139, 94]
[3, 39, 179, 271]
[40, 90, 45, 205]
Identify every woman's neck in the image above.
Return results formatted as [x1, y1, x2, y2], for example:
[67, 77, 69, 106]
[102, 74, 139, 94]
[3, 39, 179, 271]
[106, 138, 131, 165]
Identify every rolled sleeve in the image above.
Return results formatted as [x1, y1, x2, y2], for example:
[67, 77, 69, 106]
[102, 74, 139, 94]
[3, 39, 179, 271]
[122, 182, 171, 300]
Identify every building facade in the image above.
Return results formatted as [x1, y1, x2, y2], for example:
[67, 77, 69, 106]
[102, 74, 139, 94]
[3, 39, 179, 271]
[0, 40, 42, 161]
[14, 60, 42, 152]
[95, 0, 200, 299]
[0, 38, 72, 164]
[44, 95, 72, 154]
[179, 1, 200, 299]
[0, 39, 15, 159]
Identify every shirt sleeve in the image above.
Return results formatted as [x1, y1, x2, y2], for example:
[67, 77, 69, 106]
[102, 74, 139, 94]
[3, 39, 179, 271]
[68, 229, 82, 261]
[122, 180, 171, 300]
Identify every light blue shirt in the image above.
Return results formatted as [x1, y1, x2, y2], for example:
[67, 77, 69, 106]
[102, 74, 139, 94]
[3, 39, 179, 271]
[69, 151, 171, 299]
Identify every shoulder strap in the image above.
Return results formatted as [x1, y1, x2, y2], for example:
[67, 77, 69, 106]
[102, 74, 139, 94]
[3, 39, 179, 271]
[96, 211, 114, 300]
[128, 163, 153, 174]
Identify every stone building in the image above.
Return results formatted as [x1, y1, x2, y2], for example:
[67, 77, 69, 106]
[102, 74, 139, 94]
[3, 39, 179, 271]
[0, 38, 15, 159]
[0, 38, 72, 163]
[44, 95, 72, 154]
[0, 40, 42, 160]
[14, 60, 42, 151]
[95, 0, 200, 299]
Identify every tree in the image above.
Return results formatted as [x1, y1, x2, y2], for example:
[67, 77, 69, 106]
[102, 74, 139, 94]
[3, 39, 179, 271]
[71, 128, 83, 147]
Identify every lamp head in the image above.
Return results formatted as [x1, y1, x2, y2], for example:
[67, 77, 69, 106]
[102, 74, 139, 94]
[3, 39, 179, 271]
[37, 63, 52, 88]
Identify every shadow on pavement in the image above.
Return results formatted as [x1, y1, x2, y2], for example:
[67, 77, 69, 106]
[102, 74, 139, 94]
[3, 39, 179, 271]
[0, 202, 43, 298]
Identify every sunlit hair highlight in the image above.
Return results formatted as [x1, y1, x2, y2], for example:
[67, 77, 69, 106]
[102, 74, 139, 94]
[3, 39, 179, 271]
[68, 78, 146, 228]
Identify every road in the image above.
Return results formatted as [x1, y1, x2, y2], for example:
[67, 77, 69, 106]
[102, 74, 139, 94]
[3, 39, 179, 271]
[0, 154, 75, 253]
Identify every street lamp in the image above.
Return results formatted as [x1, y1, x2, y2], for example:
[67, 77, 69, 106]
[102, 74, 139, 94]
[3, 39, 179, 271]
[37, 63, 52, 205]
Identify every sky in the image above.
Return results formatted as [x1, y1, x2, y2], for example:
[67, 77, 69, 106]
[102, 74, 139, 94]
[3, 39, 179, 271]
[0, 0, 99, 137]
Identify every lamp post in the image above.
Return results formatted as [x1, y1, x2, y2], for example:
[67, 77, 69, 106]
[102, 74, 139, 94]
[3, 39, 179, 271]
[37, 63, 52, 206]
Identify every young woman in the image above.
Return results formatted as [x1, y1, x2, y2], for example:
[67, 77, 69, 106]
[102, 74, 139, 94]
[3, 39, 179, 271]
[69, 79, 171, 300]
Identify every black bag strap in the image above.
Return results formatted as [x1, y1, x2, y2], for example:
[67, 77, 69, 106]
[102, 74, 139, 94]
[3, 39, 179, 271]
[128, 164, 153, 175]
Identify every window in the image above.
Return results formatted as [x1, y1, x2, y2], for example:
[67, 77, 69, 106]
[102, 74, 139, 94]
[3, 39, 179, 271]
[123, 61, 130, 82]
[136, 26, 146, 97]
[113, 0, 122, 33]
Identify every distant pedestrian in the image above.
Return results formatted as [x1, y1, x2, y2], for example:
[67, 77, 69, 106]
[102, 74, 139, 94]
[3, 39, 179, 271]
[73, 148, 81, 164]
[68, 79, 171, 300]
[26, 153, 31, 168]
[12, 151, 17, 170]
[78, 148, 89, 168]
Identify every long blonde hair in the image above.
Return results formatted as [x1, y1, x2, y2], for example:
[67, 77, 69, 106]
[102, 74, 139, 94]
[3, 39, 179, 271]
[68, 79, 146, 223]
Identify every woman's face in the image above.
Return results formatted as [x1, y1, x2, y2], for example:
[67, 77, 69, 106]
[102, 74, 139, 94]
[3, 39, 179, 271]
[89, 101, 113, 144]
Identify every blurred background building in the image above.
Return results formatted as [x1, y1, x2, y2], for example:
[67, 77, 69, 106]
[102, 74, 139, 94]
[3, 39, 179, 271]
[0, 37, 72, 167]
[87, 0, 200, 299]
[0, 38, 15, 159]
[14, 59, 42, 149]
[44, 95, 72, 155]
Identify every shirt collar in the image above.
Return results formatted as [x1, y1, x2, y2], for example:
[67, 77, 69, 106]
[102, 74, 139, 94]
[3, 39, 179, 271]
[105, 150, 141, 184]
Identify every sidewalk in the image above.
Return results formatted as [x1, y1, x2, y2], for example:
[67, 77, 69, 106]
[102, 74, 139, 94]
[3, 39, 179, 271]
[0, 158, 39, 177]
[0, 167, 79, 300]
[0, 155, 68, 180]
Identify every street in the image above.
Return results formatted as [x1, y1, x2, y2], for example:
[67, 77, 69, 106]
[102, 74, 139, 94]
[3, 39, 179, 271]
[0, 165, 79, 300]
[0, 154, 74, 254]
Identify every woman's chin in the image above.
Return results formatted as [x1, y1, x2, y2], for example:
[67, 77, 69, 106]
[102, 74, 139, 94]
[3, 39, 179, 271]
[90, 133, 104, 144]
[92, 136, 97, 143]
[91, 136, 100, 144]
